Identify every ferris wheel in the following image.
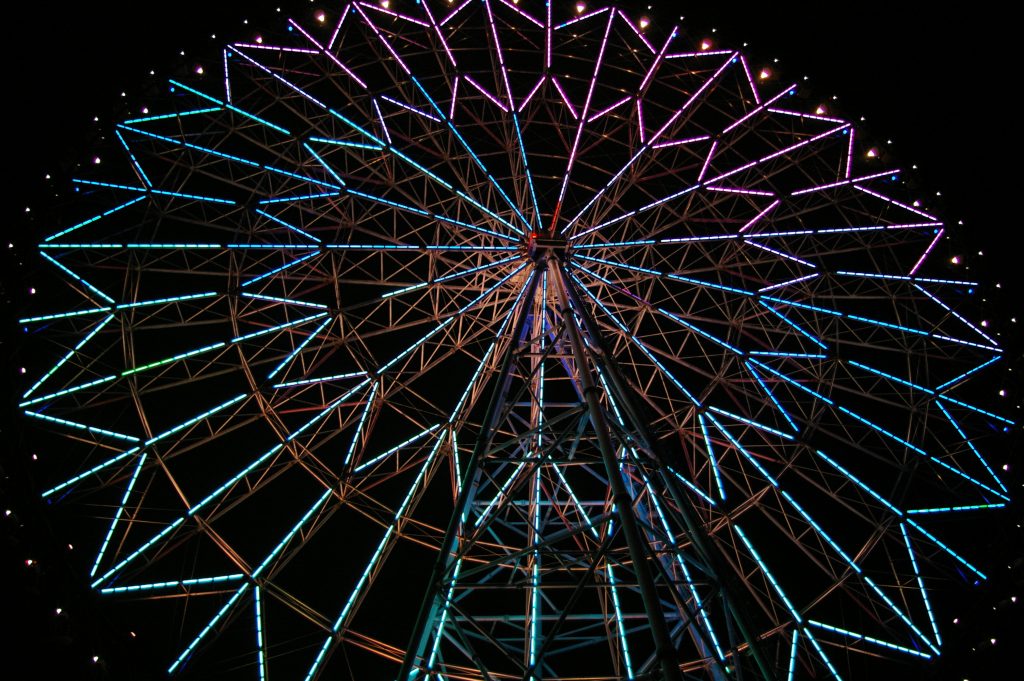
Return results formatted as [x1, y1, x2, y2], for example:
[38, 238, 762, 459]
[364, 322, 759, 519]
[18, 2, 1013, 679]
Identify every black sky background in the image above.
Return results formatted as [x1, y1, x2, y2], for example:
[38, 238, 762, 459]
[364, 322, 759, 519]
[2, 2, 1020, 679]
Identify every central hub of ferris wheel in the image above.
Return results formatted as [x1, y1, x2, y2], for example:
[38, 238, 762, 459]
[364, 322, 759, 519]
[527, 230, 568, 262]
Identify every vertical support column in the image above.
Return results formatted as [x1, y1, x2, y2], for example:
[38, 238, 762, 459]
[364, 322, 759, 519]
[559, 266, 776, 681]
[549, 258, 683, 681]
[398, 271, 541, 680]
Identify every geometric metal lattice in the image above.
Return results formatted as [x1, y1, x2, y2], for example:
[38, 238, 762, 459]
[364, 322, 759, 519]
[19, 2, 1012, 679]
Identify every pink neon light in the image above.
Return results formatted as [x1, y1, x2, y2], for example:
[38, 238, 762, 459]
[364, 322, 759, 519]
[697, 140, 718, 181]
[421, 0, 457, 67]
[328, 3, 352, 51]
[463, 75, 509, 112]
[665, 50, 734, 58]
[745, 240, 817, 268]
[450, 76, 459, 119]
[791, 169, 900, 197]
[706, 186, 775, 197]
[353, 4, 411, 75]
[587, 95, 631, 123]
[223, 48, 232, 103]
[551, 77, 578, 119]
[739, 199, 781, 233]
[910, 228, 944, 275]
[845, 127, 856, 178]
[359, 3, 430, 27]
[638, 27, 678, 93]
[441, 0, 473, 27]
[554, 11, 616, 212]
[555, 7, 609, 30]
[233, 43, 319, 54]
[372, 99, 392, 145]
[767, 107, 846, 124]
[705, 124, 849, 185]
[498, 0, 544, 29]
[616, 9, 654, 53]
[288, 19, 368, 89]
[518, 76, 545, 112]
[738, 54, 761, 105]
[722, 84, 794, 134]
[758, 273, 820, 292]
[637, 98, 645, 143]
[856, 185, 938, 221]
[231, 48, 329, 109]
[484, 0, 517, 111]
[545, 1, 552, 70]
[652, 135, 712, 149]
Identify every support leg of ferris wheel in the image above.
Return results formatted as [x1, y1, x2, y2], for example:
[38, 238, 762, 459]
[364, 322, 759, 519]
[398, 250, 774, 680]
[556, 261, 777, 681]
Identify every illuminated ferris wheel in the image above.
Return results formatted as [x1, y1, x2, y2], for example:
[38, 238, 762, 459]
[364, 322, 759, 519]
[19, 1, 1012, 679]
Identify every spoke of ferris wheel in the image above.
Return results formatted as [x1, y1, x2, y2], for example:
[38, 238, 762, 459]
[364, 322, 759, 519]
[733, 524, 845, 676]
[89, 378, 372, 587]
[481, 0, 541, 230]
[550, 261, 683, 681]
[577, 261, 1005, 535]
[849, 359, 1014, 425]
[222, 50, 524, 240]
[569, 120, 848, 242]
[70, 178, 236, 205]
[573, 221, 943, 251]
[381, 254, 522, 299]
[935, 402, 1007, 494]
[350, 3, 532, 233]
[551, 9, 614, 227]
[114, 129, 152, 187]
[304, 429, 449, 681]
[90, 452, 148, 578]
[560, 51, 738, 236]
[915, 283, 999, 347]
[747, 358, 1009, 501]
[398, 269, 541, 680]
[899, 521, 942, 646]
[22, 313, 114, 398]
[594, 369, 729, 670]
[43, 196, 146, 242]
[116, 124, 342, 192]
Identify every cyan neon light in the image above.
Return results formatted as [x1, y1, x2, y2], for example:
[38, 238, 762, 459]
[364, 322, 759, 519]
[707, 404, 795, 440]
[20, 307, 113, 324]
[121, 341, 227, 377]
[114, 129, 152, 187]
[116, 291, 217, 310]
[42, 448, 139, 499]
[254, 209, 323, 243]
[44, 196, 146, 242]
[144, 394, 247, 447]
[353, 424, 442, 474]
[168, 583, 251, 673]
[252, 487, 334, 578]
[23, 410, 138, 443]
[935, 402, 1007, 494]
[240, 292, 329, 310]
[230, 312, 329, 343]
[807, 620, 932, 659]
[92, 518, 186, 588]
[99, 573, 244, 594]
[899, 522, 941, 647]
[23, 314, 114, 398]
[242, 252, 321, 287]
[255, 586, 267, 681]
[91, 452, 148, 578]
[19, 374, 117, 408]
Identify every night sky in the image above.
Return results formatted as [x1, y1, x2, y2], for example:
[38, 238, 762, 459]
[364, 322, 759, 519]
[2, 2, 1020, 679]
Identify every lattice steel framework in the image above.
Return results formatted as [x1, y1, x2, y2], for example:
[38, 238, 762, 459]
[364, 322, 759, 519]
[19, 2, 1012, 680]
